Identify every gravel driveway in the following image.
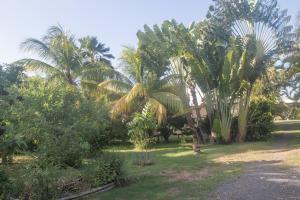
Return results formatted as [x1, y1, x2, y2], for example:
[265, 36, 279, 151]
[209, 132, 300, 200]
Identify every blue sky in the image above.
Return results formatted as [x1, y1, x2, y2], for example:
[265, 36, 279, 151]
[0, 0, 299, 67]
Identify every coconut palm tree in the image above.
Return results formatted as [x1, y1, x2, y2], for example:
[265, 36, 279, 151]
[15, 25, 120, 97]
[79, 36, 114, 65]
[15, 25, 82, 85]
[98, 47, 183, 124]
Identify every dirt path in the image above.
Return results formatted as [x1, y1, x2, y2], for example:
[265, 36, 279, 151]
[210, 129, 300, 200]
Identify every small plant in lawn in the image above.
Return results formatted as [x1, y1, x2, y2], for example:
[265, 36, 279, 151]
[127, 105, 157, 166]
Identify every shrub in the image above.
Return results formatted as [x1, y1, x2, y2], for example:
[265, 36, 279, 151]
[82, 154, 124, 187]
[109, 120, 129, 143]
[40, 134, 90, 168]
[9, 154, 124, 199]
[246, 96, 274, 141]
[127, 106, 157, 150]
[4, 78, 111, 166]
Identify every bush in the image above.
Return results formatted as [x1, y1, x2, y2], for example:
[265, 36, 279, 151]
[82, 154, 124, 187]
[40, 134, 90, 168]
[20, 164, 61, 200]
[3, 78, 111, 166]
[246, 96, 274, 141]
[127, 106, 157, 150]
[9, 154, 124, 199]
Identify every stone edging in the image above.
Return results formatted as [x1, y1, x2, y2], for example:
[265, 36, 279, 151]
[58, 182, 115, 200]
[10, 182, 115, 200]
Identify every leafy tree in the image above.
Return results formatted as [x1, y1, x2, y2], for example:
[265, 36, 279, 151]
[139, 20, 207, 150]
[0, 64, 25, 95]
[3, 78, 110, 167]
[0, 64, 26, 164]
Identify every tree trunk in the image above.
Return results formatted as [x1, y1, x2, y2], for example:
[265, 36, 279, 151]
[189, 84, 206, 143]
[186, 114, 201, 153]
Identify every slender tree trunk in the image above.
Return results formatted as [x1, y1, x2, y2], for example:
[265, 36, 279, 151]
[189, 84, 205, 144]
[186, 114, 201, 153]
[179, 83, 201, 153]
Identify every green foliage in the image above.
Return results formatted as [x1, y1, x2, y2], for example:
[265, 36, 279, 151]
[82, 154, 124, 187]
[246, 96, 274, 141]
[0, 133, 26, 164]
[109, 120, 129, 143]
[3, 78, 110, 167]
[19, 163, 61, 200]
[7, 154, 124, 199]
[0, 168, 11, 199]
[41, 134, 89, 168]
[127, 105, 157, 150]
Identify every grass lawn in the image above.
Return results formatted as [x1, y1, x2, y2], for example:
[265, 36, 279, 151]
[88, 121, 300, 200]
[88, 140, 272, 200]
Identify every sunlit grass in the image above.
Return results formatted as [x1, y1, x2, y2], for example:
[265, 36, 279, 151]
[87, 121, 300, 200]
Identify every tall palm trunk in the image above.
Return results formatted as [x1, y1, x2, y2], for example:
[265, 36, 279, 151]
[189, 84, 205, 144]
[180, 84, 201, 153]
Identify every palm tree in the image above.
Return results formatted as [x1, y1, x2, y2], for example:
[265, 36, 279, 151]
[98, 47, 183, 124]
[79, 36, 114, 65]
[283, 12, 300, 102]
[15, 25, 82, 85]
[206, 0, 294, 141]
[15, 25, 119, 96]
[137, 21, 208, 149]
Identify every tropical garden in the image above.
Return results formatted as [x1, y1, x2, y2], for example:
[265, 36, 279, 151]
[1, 0, 300, 199]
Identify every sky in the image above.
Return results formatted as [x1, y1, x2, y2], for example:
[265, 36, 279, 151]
[0, 0, 300, 67]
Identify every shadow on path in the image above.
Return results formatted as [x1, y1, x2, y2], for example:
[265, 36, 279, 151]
[209, 123, 300, 200]
[210, 160, 300, 200]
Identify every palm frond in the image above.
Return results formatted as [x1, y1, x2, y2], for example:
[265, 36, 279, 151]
[20, 38, 52, 61]
[14, 59, 63, 76]
[98, 80, 132, 93]
[111, 95, 133, 118]
[151, 92, 183, 113]
[147, 98, 167, 124]
[125, 83, 145, 102]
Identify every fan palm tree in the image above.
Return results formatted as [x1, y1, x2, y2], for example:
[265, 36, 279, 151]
[206, 0, 294, 141]
[283, 13, 300, 102]
[98, 47, 183, 124]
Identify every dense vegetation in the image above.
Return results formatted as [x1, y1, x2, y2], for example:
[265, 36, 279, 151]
[1, 0, 300, 199]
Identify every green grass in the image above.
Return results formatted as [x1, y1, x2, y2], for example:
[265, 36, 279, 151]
[88, 121, 300, 200]
[88, 140, 272, 200]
